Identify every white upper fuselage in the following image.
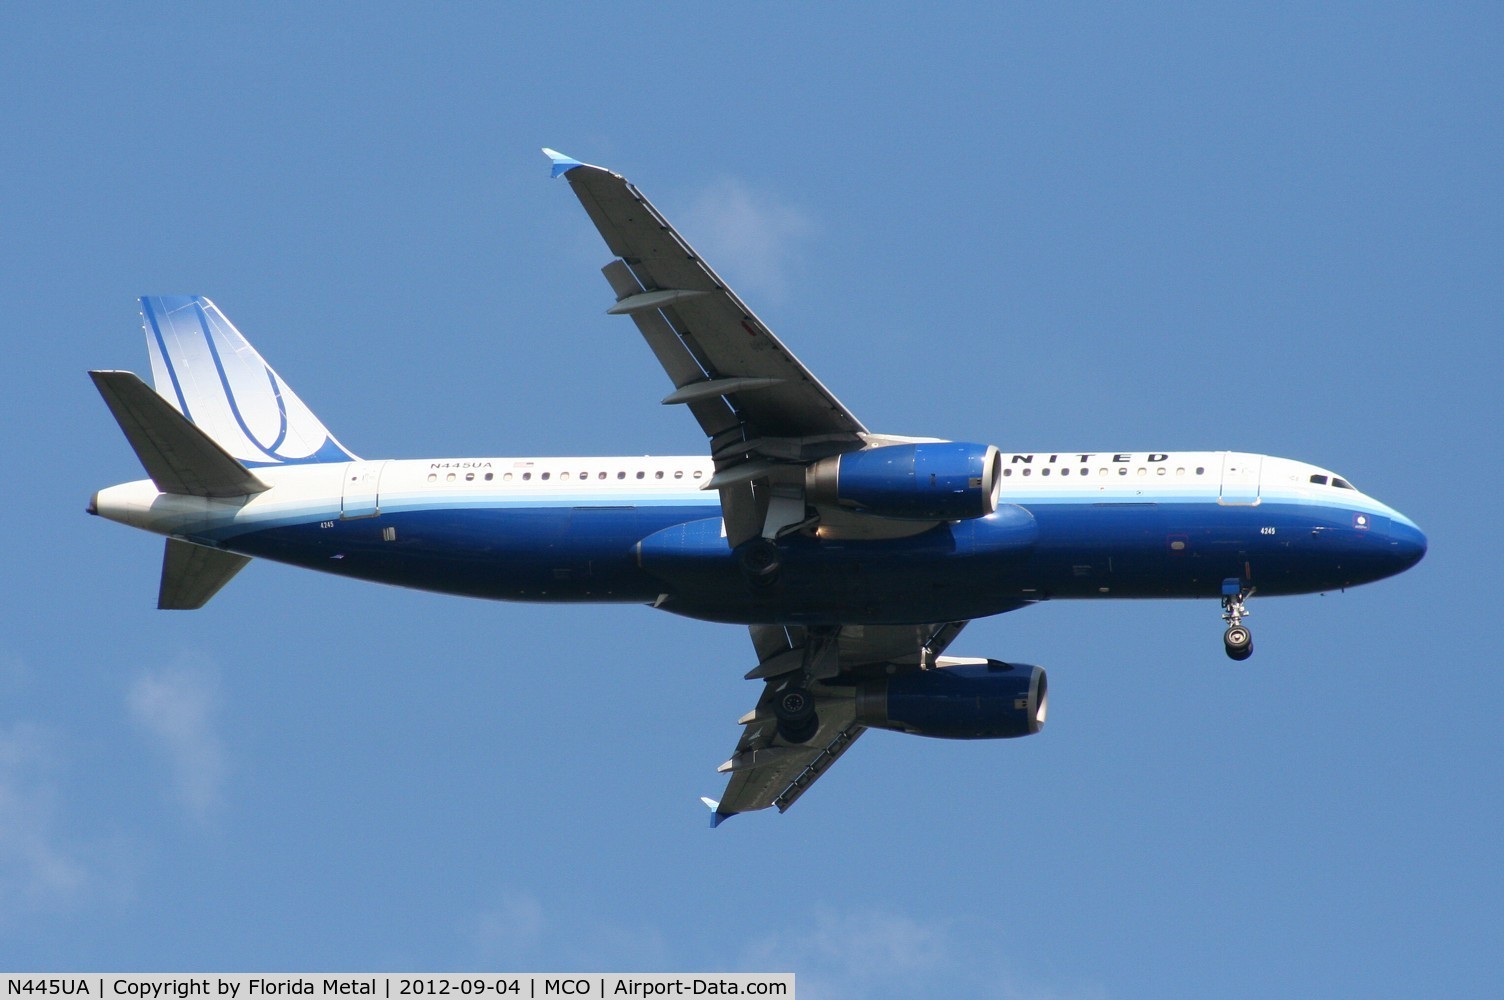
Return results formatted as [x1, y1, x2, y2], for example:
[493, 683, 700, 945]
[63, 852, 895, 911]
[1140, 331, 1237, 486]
[92, 449, 1420, 543]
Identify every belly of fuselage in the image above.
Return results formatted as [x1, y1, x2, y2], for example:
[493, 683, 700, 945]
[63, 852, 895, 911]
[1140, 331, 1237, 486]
[1020, 500, 1403, 600]
[215, 496, 1381, 625]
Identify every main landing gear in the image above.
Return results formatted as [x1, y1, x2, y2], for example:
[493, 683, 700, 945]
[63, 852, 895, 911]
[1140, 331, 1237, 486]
[738, 538, 782, 589]
[767, 627, 839, 745]
[773, 683, 819, 744]
[1221, 579, 1254, 661]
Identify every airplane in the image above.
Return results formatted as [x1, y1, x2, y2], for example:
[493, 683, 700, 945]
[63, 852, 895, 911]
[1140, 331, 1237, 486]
[87, 149, 1427, 824]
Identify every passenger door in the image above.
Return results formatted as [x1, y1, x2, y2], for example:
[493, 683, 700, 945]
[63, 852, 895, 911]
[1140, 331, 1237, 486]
[341, 461, 388, 519]
[1219, 453, 1262, 506]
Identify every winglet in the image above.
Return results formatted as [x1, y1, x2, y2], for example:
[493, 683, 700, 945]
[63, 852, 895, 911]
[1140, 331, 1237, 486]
[700, 796, 732, 828]
[542, 148, 584, 178]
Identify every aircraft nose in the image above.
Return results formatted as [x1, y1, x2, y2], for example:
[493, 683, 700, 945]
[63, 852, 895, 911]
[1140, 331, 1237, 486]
[1387, 516, 1427, 572]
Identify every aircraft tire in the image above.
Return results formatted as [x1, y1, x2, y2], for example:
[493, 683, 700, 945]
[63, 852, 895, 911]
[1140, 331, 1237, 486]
[738, 539, 782, 588]
[778, 715, 820, 744]
[1223, 625, 1253, 661]
[774, 686, 819, 743]
[774, 686, 815, 725]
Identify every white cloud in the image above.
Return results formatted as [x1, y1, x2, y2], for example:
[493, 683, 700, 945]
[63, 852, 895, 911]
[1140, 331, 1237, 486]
[127, 657, 227, 824]
[738, 907, 944, 1000]
[684, 178, 815, 303]
[464, 893, 673, 970]
[739, 906, 1108, 1000]
[468, 893, 546, 964]
[568, 918, 670, 970]
[0, 722, 89, 913]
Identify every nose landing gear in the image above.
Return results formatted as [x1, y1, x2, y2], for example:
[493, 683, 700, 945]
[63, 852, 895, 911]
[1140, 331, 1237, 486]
[1221, 579, 1254, 661]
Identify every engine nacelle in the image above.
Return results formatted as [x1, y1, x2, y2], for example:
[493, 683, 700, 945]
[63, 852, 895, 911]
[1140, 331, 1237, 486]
[855, 658, 1047, 740]
[806, 442, 1003, 521]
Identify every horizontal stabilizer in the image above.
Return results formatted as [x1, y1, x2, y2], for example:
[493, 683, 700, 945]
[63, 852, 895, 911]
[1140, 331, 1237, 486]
[159, 537, 251, 610]
[90, 371, 269, 498]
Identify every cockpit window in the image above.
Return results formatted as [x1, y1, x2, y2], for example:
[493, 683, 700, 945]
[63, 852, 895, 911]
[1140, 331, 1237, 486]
[1309, 472, 1357, 490]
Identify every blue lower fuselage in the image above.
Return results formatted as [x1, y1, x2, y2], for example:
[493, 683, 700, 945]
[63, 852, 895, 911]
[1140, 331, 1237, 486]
[215, 495, 1426, 626]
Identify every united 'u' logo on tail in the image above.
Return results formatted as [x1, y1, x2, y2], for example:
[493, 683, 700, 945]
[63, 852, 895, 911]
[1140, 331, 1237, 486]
[141, 295, 357, 467]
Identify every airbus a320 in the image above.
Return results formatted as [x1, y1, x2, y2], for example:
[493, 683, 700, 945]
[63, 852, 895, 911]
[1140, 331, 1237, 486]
[88, 150, 1427, 823]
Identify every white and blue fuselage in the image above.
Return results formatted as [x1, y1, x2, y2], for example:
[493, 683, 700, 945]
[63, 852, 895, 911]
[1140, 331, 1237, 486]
[92, 448, 1425, 626]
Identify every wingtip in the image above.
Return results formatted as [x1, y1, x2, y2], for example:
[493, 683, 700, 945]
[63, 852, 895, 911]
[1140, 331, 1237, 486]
[542, 147, 584, 178]
[700, 796, 732, 828]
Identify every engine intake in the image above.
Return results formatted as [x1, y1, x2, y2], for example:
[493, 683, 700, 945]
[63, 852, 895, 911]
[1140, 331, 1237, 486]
[807, 442, 1003, 521]
[855, 658, 1047, 740]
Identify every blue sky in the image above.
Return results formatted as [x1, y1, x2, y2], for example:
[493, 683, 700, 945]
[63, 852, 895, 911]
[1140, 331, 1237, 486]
[3, 3, 1500, 995]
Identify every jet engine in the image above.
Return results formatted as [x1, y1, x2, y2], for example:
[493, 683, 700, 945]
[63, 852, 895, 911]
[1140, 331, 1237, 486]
[855, 658, 1047, 739]
[806, 442, 1002, 521]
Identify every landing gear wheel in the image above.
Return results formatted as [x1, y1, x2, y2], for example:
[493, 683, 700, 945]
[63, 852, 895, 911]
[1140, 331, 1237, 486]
[1223, 625, 1253, 661]
[1220, 579, 1255, 661]
[773, 685, 819, 744]
[778, 715, 820, 744]
[738, 539, 782, 588]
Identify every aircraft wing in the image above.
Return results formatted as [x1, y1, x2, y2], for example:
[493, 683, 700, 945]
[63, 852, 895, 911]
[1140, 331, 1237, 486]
[546, 149, 868, 545]
[708, 620, 969, 824]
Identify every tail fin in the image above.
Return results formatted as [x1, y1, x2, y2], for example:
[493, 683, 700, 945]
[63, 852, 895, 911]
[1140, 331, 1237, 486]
[140, 296, 357, 467]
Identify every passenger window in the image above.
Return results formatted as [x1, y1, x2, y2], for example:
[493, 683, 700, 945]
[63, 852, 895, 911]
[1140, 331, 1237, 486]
[617, 471, 625, 480]
[485, 472, 494, 481]
[541, 472, 551, 481]
[522, 472, 532, 481]
[636, 471, 645, 479]
[503, 472, 513, 481]
[465, 472, 475, 481]
[427, 473, 437, 483]
[655, 471, 664, 479]
[674, 470, 684, 479]
[446, 473, 456, 482]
